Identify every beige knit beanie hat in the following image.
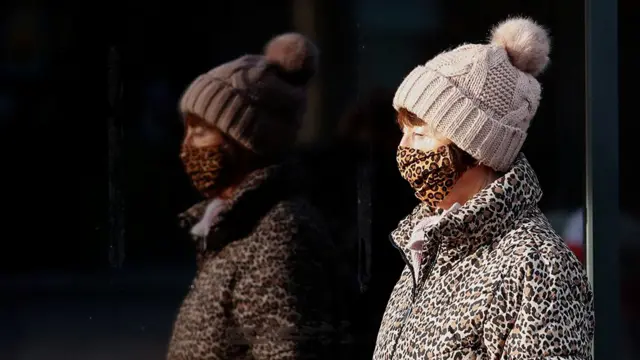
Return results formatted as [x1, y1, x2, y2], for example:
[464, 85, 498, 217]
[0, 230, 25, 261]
[179, 33, 318, 157]
[393, 17, 551, 171]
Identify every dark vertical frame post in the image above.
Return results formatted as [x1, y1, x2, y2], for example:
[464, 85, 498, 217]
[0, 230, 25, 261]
[355, 22, 372, 295]
[585, 0, 620, 358]
[107, 46, 126, 269]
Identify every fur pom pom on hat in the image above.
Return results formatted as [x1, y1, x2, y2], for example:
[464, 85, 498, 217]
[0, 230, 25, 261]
[179, 33, 319, 157]
[490, 17, 550, 76]
[393, 17, 551, 171]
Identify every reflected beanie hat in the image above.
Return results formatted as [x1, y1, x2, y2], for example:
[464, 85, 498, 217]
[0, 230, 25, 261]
[179, 33, 318, 157]
[393, 17, 551, 171]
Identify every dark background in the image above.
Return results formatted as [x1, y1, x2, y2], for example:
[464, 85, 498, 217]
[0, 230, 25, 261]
[0, 0, 637, 359]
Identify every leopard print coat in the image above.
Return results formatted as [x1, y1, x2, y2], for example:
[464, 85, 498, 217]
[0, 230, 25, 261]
[167, 164, 352, 360]
[374, 154, 594, 359]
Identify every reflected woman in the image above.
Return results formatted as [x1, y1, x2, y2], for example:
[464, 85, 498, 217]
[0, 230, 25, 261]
[374, 18, 594, 359]
[167, 33, 350, 360]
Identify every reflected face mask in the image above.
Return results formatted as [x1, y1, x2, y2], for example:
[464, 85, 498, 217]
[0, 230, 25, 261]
[180, 144, 227, 198]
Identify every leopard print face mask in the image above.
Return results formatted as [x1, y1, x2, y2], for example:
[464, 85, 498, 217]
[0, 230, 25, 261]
[180, 144, 227, 198]
[397, 144, 474, 207]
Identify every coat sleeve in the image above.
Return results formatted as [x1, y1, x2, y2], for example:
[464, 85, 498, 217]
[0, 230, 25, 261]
[167, 258, 238, 360]
[484, 247, 595, 359]
[231, 219, 344, 360]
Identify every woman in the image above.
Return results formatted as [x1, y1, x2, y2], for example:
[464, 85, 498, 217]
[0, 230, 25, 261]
[374, 18, 594, 359]
[167, 33, 351, 360]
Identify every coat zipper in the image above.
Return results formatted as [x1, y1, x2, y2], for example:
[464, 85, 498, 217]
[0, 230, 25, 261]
[388, 234, 441, 360]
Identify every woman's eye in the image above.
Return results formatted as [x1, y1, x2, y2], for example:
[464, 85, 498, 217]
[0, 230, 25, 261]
[413, 132, 425, 138]
[191, 126, 206, 136]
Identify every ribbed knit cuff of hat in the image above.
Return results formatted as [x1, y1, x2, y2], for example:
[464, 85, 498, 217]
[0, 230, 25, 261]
[179, 74, 300, 159]
[393, 65, 527, 172]
[180, 74, 262, 153]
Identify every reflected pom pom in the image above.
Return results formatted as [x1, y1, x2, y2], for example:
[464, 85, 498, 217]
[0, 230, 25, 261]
[264, 33, 318, 79]
[490, 17, 551, 76]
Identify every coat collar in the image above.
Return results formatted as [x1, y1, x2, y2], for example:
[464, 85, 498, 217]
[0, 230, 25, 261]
[179, 163, 295, 252]
[391, 153, 543, 277]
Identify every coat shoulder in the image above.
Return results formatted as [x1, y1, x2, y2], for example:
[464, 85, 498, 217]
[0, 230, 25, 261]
[497, 208, 591, 301]
[254, 196, 332, 246]
[500, 209, 579, 266]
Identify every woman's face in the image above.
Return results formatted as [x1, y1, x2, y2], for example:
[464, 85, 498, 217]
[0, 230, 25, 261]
[183, 114, 225, 148]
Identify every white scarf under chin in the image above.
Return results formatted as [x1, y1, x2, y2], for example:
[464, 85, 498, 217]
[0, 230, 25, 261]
[190, 198, 227, 238]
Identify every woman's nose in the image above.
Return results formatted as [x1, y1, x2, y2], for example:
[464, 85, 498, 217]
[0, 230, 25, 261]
[399, 132, 411, 147]
[182, 128, 193, 147]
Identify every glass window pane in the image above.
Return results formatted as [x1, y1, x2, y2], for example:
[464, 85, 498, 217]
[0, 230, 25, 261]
[2, 0, 606, 359]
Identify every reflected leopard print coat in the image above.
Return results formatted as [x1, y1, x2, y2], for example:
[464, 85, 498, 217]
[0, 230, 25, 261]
[374, 154, 594, 359]
[167, 164, 351, 360]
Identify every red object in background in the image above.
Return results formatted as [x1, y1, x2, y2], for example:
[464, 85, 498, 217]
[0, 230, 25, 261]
[562, 209, 585, 264]
[567, 242, 584, 264]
